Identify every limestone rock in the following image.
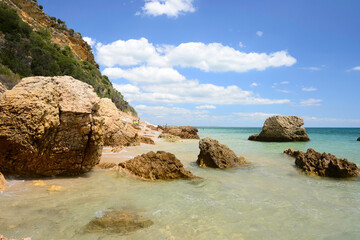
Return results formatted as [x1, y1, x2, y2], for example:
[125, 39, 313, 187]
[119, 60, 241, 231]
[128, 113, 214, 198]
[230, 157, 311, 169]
[0, 82, 7, 95]
[158, 133, 181, 142]
[284, 148, 359, 178]
[197, 137, 246, 168]
[98, 98, 139, 147]
[249, 115, 310, 142]
[84, 210, 153, 234]
[163, 126, 200, 139]
[118, 151, 197, 180]
[0, 76, 104, 177]
[0, 172, 7, 191]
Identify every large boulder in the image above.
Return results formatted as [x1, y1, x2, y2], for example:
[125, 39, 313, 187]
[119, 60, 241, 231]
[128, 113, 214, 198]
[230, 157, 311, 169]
[0, 76, 104, 177]
[118, 151, 197, 180]
[249, 115, 310, 142]
[84, 210, 153, 234]
[0, 82, 7, 95]
[284, 148, 359, 178]
[163, 126, 200, 139]
[0, 172, 6, 191]
[197, 137, 245, 168]
[98, 98, 139, 147]
[158, 133, 181, 142]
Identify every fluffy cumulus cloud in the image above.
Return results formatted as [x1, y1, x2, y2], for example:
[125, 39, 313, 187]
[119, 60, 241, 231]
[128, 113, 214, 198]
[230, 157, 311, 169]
[299, 98, 322, 106]
[96, 38, 297, 72]
[83, 37, 96, 47]
[140, 0, 195, 17]
[196, 105, 216, 109]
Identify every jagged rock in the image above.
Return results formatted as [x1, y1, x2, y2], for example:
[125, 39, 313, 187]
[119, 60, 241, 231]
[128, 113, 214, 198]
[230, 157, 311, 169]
[357, 137, 360, 141]
[95, 162, 117, 169]
[197, 137, 245, 168]
[284, 148, 360, 178]
[157, 125, 164, 131]
[0, 82, 7, 95]
[158, 133, 181, 142]
[139, 136, 155, 145]
[0, 172, 7, 191]
[249, 115, 310, 142]
[118, 151, 197, 180]
[84, 210, 153, 234]
[0, 234, 31, 240]
[163, 126, 200, 139]
[98, 98, 138, 147]
[146, 124, 157, 131]
[0, 76, 104, 177]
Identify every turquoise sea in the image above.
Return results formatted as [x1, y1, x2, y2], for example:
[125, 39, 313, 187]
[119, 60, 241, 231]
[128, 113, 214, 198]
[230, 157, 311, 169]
[0, 128, 359, 239]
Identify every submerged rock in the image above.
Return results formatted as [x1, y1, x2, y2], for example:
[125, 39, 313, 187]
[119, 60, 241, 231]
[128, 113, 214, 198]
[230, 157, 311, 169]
[163, 126, 200, 139]
[158, 133, 181, 142]
[197, 137, 246, 168]
[0, 76, 104, 177]
[118, 151, 197, 180]
[249, 115, 310, 142]
[84, 210, 153, 234]
[284, 148, 360, 178]
[0, 172, 7, 191]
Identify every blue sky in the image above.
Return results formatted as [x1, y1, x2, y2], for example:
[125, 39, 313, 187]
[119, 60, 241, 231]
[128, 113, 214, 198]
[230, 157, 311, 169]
[38, 0, 360, 127]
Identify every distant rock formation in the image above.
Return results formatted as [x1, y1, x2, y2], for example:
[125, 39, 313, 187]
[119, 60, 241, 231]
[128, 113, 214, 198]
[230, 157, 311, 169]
[197, 137, 246, 168]
[163, 126, 200, 139]
[0, 172, 7, 191]
[284, 148, 359, 178]
[0, 82, 7, 95]
[84, 210, 153, 234]
[118, 151, 197, 180]
[0, 76, 104, 177]
[249, 115, 310, 142]
[158, 133, 182, 142]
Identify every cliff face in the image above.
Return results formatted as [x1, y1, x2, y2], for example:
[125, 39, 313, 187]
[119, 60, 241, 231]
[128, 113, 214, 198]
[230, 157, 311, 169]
[4, 0, 95, 64]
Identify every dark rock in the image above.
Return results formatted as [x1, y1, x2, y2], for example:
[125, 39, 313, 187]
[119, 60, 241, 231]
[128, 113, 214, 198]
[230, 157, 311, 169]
[197, 137, 246, 168]
[284, 148, 359, 178]
[84, 210, 153, 234]
[357, 137, 360, 141]
[163, 126, 200, 139]
[118, 151, 197, 180]
[249, 115, 310, 142]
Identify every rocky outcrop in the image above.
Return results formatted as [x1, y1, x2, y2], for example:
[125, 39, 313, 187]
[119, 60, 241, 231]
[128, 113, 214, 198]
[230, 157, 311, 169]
[197, 137, 246, 168]
[84, 210, 153, 234]
[139, 136, 155, 145]
[4, 0, 95, 64]
[163, 126, 200, 139]
[0, 76, 104, 177]
[357, 137, 360, 141]
[0, 82, 7, 95]
[95, 162, 117, 170]
[0, 172, 7, 191]
[284, 148, 360, 178]
[158, 133, 181, 142]
[0, 234, 31, 240]
[249, 115, 310, 142]
[118, 151, 197, 180]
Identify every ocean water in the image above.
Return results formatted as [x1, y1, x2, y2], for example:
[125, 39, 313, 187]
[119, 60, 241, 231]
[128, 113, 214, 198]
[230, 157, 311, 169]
[0, 128, 359, 240]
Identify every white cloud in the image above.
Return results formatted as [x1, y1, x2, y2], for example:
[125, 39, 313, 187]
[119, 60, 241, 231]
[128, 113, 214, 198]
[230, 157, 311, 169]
[135, 104, 207, 118]
[250, 82, 259, 87]
[299, 98, 322, 107]
[196, 105, 216, 109]
[303, 116, 360, 124]
[96, 38, 297, 72]
[239, 42, 245, 48]
[350, 66, 360, 71]
[103, 66, 185, 84]
[140, 0, 195, 17]
[256, 31, 263, 37]
[302, 87, 317, 92]
[300, 67, 321, 71]
[83, 37, 96, 47]
[280, 81, 289, 84]
[277, 89, 290, 93]
[234, 112, 278, 119]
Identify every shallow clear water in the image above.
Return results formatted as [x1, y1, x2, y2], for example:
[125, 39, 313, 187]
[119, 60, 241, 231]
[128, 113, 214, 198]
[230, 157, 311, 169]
[1, 128, 360, 239]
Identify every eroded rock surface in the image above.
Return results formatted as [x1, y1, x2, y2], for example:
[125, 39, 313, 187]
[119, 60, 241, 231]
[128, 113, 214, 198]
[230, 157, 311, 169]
[197, 137, 245, 168]
[0, 172, 7, 191]
[284, 148, 359, 178]
[95, 162, 117, 170]
[249, 115, 310, 142]
[84, 210, 153, 234]
[158, 133, 181, 142]
[0, 82, 7, 95]
[0, 76, 104, 177]
[163, 126, 200, 139]
[118, 151, 197, 180]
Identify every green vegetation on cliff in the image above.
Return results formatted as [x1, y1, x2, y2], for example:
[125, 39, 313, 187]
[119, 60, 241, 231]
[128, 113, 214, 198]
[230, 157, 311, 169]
[0, 2, 136, 115]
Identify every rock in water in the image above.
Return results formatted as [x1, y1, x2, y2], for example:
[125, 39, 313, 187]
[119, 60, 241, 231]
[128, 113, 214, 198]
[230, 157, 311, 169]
[84, 210, 153, 234]
[0, 172, 7, 191]
[284, 148, 360, 178]
[163, 126, 200, 139]
[249, 115, 310, 142]
[357, 137, 360, 141]
[118, 151, 197, 180]
[197, 137, 246, 168]
[0, 82, 7, 95]
[0, 76, 104, 177]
